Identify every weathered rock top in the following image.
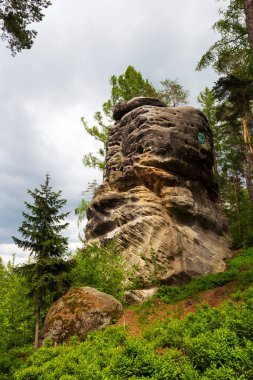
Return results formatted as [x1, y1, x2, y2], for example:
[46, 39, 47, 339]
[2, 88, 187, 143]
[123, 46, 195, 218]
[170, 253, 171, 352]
[113, 96, 167, 121]
[85, 97, 231, 286]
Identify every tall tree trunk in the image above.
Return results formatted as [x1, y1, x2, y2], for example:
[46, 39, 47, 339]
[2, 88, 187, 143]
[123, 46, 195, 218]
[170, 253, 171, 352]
[34, 305, 40, 350]
[242, 116, 253, 201]
[245, 115, 253, 168]
[244, 0, 253, 58]
[232, 170, 243, 240]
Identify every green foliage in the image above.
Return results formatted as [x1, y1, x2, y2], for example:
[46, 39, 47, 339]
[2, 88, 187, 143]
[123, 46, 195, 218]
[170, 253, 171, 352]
[14, 326, 199, 380]
[70, 241, 129, 301]
[196, 0, 253, 249]
[156, 247, 253, 304]
[12, 174, 70, 259]
[74, 180, 98, 228]
[196, 0, 252, 77]
[81, 65, 159, 173]
[14, 277, 253, 379]
[197, 83, 253, 247]
[2, 247, 253, 379]
[211, 76, 253, 247]
[0, 258, 34, 351]
[12, 174, 71, 348]
[159, 78, 189, 107]
[143, 298, 253, 378]
[213, 75, 253, 112]
[81, 114, 108, 170]
[102, 65, 159, 118]
[197, 87, 217, 130]
[156, 271, 236, 304]
[0, 0, 51, 55]
[0, 258, 34, 379]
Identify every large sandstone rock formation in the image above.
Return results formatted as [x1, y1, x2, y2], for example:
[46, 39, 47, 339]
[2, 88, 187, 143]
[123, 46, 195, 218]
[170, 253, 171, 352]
[85, 97, 231, 285]
[41, 287, 123, 345]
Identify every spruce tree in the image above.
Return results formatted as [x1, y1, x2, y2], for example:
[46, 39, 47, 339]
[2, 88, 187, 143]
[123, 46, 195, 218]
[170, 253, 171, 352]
[12, 174, 70, 349]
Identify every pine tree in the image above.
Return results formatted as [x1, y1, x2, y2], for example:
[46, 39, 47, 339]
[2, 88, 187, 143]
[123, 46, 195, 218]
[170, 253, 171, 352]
[12, 174, 71, 349]
[159, 78, 189, 107]
[82, 66, 159, 171]
[0, 0, 51, 55]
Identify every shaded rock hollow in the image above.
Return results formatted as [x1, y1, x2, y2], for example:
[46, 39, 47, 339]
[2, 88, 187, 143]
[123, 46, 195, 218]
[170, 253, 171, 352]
[85, 97, 231, 285]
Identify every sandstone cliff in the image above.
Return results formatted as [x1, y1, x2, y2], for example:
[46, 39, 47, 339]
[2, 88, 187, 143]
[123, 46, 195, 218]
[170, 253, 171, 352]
[85, 97, 231, 285]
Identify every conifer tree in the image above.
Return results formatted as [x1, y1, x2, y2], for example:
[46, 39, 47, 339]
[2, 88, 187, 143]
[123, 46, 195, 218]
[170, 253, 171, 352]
[12, 174, 70, 349]
[82, 66, 159, 171]
[0, 0, 51, 55]
[159, 78, 189, 107]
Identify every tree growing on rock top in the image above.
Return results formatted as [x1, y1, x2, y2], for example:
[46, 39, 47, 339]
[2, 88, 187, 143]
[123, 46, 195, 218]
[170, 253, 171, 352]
[159, 78, 189, 107]
[12, 174, 71, 349]
[76, 66, 160, 226]
[81, 66, 159, 172]
[77, 66, 189, 226]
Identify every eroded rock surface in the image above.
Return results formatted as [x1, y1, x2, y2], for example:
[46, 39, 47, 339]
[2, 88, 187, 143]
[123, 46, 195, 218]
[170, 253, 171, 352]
[85, 97, 231, 285]
[41, 287, 123, 345]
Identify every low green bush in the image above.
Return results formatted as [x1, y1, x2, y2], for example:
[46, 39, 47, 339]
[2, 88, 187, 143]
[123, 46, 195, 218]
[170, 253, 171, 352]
[11, 248, 253, 379]
[14, 295, 253, 379]
[155, 270, 237, 304]
[70, 241, 130, 301]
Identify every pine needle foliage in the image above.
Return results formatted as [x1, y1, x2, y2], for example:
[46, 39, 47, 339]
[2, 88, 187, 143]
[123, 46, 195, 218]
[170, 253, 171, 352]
[0, 0, 51, 55]
[12, 174, 71, 349]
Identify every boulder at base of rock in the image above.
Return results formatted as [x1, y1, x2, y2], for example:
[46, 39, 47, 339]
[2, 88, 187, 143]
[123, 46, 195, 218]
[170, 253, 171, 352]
[41, 287, 123, 345]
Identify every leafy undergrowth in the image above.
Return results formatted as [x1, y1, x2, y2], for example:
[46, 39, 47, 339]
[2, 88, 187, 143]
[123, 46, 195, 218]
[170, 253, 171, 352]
[11, 248, 253, 379]
[155, 247, 253, 304]
[117, 282, 237, 336]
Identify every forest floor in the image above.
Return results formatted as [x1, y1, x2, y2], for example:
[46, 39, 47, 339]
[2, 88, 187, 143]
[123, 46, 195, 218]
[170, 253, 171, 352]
[116, 282, 237, 336]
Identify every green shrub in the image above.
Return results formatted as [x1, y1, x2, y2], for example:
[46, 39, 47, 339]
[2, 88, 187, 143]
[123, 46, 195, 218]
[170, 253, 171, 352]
[14, 292, 253, 379]
[155, 247, 253, 304]
[70, 241, 129, 301]
[12, 247, 253, 379]
[155, 270, 237, 304]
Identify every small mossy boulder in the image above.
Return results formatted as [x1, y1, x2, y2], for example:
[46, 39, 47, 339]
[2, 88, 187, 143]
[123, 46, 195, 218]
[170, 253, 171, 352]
[41, 287, 123, 345]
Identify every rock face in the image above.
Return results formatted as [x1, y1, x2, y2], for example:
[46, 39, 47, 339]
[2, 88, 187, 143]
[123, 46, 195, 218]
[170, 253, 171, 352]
[85, 97, 231, 285]
[41, 287, 123, 345]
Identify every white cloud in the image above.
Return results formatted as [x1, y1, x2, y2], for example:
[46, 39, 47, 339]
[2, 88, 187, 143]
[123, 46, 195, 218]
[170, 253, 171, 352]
[0, 244, 29, 265]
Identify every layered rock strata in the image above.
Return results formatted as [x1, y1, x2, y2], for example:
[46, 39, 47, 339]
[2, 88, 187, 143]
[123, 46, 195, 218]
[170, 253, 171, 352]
[85, 97, 231, 285]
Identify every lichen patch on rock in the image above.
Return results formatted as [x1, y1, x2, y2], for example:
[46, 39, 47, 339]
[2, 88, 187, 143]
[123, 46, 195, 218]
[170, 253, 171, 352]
[41, 287, 123, 345]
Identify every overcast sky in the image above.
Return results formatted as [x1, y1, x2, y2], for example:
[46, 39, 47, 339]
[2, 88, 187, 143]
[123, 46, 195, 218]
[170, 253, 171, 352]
[0, 0, 224, 264]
